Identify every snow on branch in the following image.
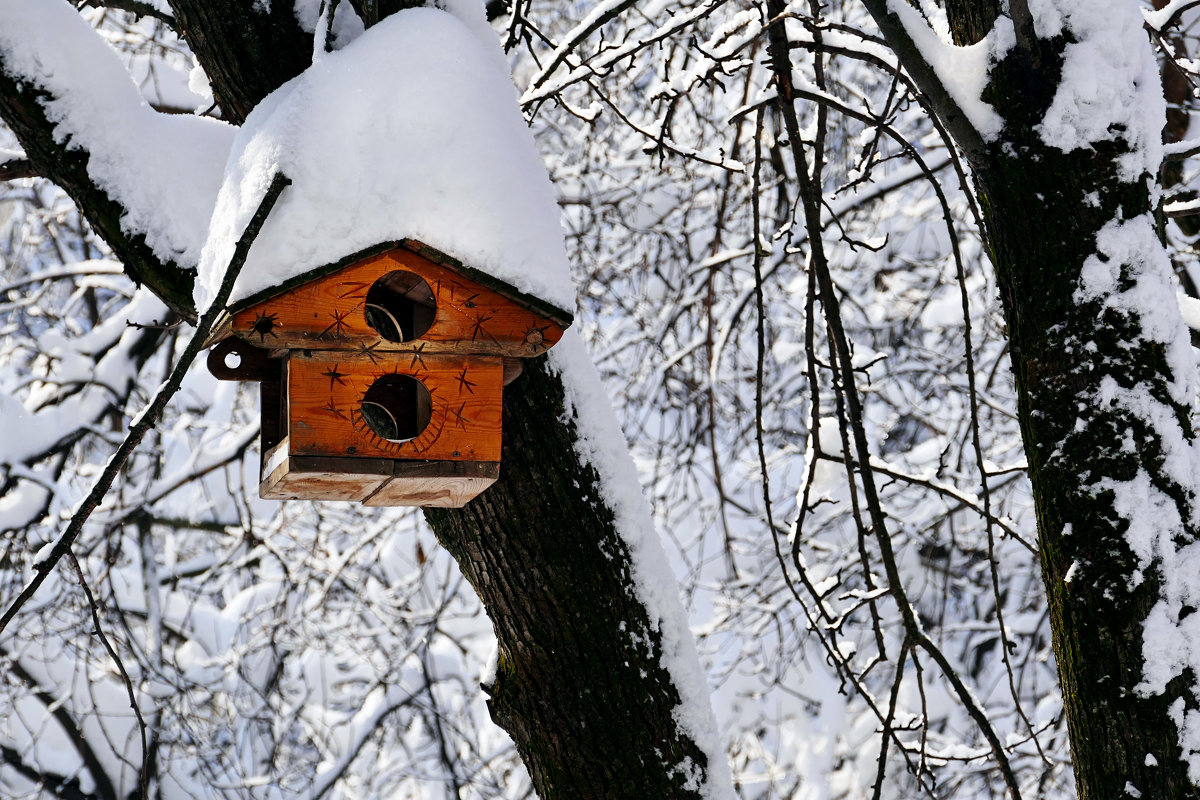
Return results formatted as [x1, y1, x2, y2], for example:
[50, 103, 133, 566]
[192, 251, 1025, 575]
[878, 0, 1010, 141]
[1144, 0, 1200, 32]
[0, 0, 232, 268]
[854, 0, 1006, 158]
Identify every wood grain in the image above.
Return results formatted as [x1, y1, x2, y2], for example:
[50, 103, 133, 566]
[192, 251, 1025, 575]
[259, 446, 499, 506]
[364, 460, 500, 508]
[230, 248, 564, 356]
[286, 352, 504, 462]
[260, 441, 390, 502]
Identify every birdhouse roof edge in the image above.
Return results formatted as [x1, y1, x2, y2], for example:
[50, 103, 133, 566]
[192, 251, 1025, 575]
[226, 239, 574, 329]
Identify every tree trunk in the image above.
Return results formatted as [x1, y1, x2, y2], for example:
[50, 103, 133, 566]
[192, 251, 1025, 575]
[973, 132, 1200, 800]
[862, 1, 1200, 795]
[428, 355, 713, 797]
[0, 3, 723, 796]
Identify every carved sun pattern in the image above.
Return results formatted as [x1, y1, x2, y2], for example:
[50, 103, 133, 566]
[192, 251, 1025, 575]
[251, 311, 279, 342]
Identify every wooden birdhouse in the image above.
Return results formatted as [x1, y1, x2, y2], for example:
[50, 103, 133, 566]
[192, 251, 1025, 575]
[206, 240, 571, 508]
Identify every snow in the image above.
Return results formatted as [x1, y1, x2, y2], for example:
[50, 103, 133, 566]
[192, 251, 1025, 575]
[0, 0, 234, 267]
[884, 0, 1012, 141]
[549, 330, 734, 800]
[194, 7, 574, 315]
[1070, 211, 1200, 779]
[1058, 42, 1200, 772]
[1144, 0, 1195, 31]
[293, 0, 365, 52]
[1033, 0, 1165, 181]
[1075, 215, 1196, 407]
[0, 290, 168, 465]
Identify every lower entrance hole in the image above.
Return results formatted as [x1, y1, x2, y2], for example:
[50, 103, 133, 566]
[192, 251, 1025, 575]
[359, 373, 433, 442]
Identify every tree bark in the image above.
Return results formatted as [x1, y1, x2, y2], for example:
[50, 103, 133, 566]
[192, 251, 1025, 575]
[860, 1, 1200, 796]
[166, 0, 312, 126]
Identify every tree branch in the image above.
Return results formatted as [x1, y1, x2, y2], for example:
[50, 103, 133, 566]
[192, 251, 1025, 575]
[0, 71, 196, 316]
[0, 645, 119, 800]
[0, 157, 37, 181]
[76, 0, 177, 26]
[0, 744, 97, 800]
[851, 0, 989, 159]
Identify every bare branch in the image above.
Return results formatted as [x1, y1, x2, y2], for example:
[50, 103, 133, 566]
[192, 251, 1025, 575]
[0, 157, 37, 181]
[851, 0, 988, 159]
[75, 0, 177, 26]
[0, 172, 290, 637]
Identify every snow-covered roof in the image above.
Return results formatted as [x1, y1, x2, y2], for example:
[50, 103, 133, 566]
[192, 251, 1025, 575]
[194, 7, 575, 317]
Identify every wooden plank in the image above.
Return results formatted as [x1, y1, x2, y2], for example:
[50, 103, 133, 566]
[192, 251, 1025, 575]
[364, 474, 496, 508]
[286, 352, 504, 462]
[260, 372, 285, 454]
[227, 239, 573, 328]
[257, 441, 497, 507]
[260, 439, 389, 501]
[363, 460, 499, 507]
[230, 248, 565, 356]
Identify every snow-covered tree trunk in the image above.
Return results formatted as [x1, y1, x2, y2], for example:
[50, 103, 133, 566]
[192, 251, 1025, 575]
[862, 0, 1200, 796]
[0, 1, 730, 797]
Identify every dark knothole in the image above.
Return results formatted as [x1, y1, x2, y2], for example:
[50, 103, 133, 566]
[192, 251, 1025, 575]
[360, 373, 432, 442]
[364, 270, 436, 342]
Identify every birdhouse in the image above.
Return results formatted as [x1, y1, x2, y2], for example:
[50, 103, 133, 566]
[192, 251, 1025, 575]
[206, 240, 571, 508]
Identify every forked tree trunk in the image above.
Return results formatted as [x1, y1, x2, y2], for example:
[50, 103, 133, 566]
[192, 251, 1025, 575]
[0, 2, 722, 796]
[862, 0, 1200, 796]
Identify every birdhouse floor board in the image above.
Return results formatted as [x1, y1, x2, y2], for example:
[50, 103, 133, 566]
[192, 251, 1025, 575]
[260, 442, 498, 506]
[262, 458, 390, 502]
[363, 474, 496, 508]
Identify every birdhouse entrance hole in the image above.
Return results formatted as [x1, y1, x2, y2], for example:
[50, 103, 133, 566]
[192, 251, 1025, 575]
[364, 270, 436, 342]
[360, 373, 433, 442]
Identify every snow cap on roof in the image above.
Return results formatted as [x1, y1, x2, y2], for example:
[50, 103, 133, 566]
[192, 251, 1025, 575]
[195, 6, 575, 315]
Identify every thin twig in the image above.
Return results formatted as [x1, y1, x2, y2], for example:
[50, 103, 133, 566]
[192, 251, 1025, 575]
[763, 9, 1021, 795]
[67, 551, 150, 800]
[0, 172, 290, 636]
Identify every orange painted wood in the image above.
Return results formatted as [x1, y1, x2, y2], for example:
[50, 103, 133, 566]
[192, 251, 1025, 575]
[286, 352, 503, 462]
[230, 248, 564, 357]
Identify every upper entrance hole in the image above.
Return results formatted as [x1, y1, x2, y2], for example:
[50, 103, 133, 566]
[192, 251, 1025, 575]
[364, 270, 436, 342]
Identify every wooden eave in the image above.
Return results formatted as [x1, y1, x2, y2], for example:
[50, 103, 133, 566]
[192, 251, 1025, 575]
[223, 241, 570, 359]
[229, 239, 572, 327]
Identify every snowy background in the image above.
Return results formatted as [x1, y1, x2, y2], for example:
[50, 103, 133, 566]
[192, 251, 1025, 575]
[5, 0, 1195, 797]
